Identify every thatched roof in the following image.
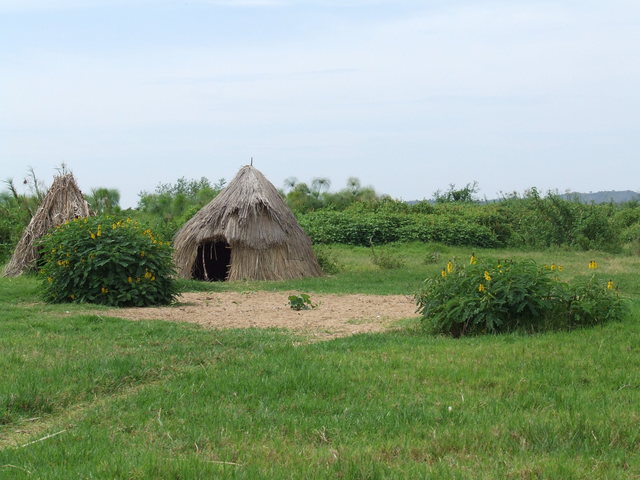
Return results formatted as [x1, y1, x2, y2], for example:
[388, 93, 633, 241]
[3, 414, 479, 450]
[173, 165, 322, 281]
[3, 173, 93, 277]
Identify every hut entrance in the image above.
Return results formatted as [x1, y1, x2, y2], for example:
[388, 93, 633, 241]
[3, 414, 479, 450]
[193, 241, 231, 281]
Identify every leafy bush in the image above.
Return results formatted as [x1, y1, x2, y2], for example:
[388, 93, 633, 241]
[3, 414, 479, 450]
[369, 243, 405, 270]
[288, 293, 316, 311]
[562, 276, 627, 328]
[299, 211, 499, 248]
[416, 257, 626, 337]
[0, 192, 36, 264]
[621, 223, 640, 244]
[423, 251, 441, 265]
[313, 245, 343, 275]
[0, 206, 30, 264]
[39, 216, 178, 307]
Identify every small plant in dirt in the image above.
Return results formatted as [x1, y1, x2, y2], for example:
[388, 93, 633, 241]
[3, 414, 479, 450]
[39, 216, 178, 307]
[416, 256, 626, 337]
[288, 293, 316, 311]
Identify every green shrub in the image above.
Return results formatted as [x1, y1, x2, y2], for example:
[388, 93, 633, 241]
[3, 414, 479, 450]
[0, 203, 31, 264]
[369, 243, 405, 270]
[423, 251, 441, 265]
[313, 245, 343, 275]
[39, 216, 178, 307]
[562, 276, 627, 328]
[621, 223, 640, 244]
[416, 257, 626, 337]
[299, 211, 499, 247]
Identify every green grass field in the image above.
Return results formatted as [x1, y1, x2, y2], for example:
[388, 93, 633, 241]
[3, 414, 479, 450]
[1, 244, 639, 479]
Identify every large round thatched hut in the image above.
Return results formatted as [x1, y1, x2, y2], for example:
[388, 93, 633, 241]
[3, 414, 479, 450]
[173, 165, 323, 281]
[3, 173, 93, 277]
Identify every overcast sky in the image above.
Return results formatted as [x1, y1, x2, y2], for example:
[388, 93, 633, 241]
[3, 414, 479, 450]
[1, 0, 639, 207]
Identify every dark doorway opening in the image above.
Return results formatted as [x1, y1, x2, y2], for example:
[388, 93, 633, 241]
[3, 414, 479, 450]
[193, 241, 231, 281]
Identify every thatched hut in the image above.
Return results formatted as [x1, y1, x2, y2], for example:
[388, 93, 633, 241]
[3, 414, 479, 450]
[3, 173, 93, 277]
[173, 165, 322, 281]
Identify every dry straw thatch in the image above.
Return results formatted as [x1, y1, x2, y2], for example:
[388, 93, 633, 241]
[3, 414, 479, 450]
[3, 173, 93, 277]
[173, 165, 322, 281]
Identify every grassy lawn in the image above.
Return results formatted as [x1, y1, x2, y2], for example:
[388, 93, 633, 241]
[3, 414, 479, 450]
[1, 245, 639, 479]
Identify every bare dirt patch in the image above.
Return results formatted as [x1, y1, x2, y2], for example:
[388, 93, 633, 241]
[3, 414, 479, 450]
[103, 291, 419, 340]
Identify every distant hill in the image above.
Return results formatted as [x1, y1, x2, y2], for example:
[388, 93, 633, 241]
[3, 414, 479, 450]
[559, 190, 640, 204]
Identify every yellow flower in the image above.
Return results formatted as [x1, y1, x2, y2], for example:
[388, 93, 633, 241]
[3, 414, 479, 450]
[127, 276, 133, 283]
[101, 287, 108, 294]
[607, 280, 614, 290]
[47, 277, 53, 283]
[90, 232, 96, 240]
[441, 269, 447, 278]
[558, 265, 564, 272]
[140, 251, 145, 257]
[550, 264, 556, 271]
[470, 254, 477, 265]
[589, 260, 598, 270]
[96, 225, 102, 237]
[478, 283, 485, 292]
[447, 261, 453, 273]
[484, 271, 492, 282]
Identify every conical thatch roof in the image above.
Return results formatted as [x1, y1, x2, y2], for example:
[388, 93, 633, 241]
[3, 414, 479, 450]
[3, 173, 93, 277]
[173, 165, 322, 281]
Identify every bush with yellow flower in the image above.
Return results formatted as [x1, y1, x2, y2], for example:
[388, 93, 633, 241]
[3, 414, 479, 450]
[416, 256, 626, 337]
[39, 216, 178, 307]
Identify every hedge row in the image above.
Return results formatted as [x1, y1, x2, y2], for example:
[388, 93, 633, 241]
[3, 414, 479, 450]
[298, 211, 499, 247]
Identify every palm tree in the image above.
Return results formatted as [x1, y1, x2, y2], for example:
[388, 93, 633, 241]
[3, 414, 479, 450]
[88, 188, 120, 215]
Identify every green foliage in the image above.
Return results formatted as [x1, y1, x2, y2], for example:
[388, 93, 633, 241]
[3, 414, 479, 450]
[0, 199, 31, 263]
[416, 257, 626, 336]
[288, 293, 316, 310]
[563, 275, 627, 328]
[293, 186, 630, 251]
[299, 211, 499, 248]
[499, 190, 621, 251]
[313, 245, 343, 274]
[423, 250, 442, 264]
[87, 187, 121, 215]
[0, 173, 47, 263]
[284, 176, 380, 214]
[137, 177, 226, 239]
[39, 216, 178, 307]
[369, 242, 405, 270]
[433, 181, 479, 203]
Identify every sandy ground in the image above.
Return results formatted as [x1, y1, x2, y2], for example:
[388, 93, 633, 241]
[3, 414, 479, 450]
[103, 291, 419, 340]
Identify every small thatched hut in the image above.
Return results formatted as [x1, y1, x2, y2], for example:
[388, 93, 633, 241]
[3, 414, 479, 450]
[3, 173, 93, 277]
[173, 165, 322, 281]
